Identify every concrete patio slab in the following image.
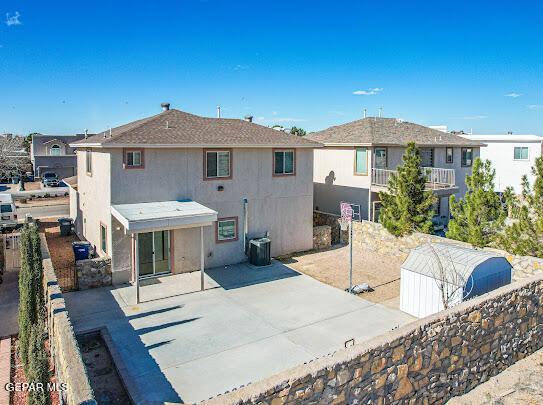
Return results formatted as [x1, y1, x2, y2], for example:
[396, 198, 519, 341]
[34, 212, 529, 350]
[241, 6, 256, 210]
[64, 260, 415, 404]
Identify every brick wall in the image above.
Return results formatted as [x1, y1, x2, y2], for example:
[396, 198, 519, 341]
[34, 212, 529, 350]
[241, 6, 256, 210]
[202, 272, 543, 405]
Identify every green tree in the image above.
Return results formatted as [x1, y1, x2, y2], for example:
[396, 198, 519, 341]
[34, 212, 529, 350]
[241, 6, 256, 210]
[26, 321, 51, 405]
[497, 157, 543, 257]
[446, 158, 505, 248]
[378, 142, 436, 236]
[290, 127, 307, 137]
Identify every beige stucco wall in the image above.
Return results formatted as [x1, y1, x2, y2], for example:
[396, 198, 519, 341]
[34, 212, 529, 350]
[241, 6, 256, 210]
[313, 145, 480, 218]
[76, 147, 314, 284]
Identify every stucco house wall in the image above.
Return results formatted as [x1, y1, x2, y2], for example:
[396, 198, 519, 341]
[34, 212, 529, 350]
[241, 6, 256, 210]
[31, 134, 86, 178]
[78, 147, 314, 284]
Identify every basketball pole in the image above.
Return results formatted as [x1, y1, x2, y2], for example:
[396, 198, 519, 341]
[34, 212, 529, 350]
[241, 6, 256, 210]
[348, 217, 353, 293]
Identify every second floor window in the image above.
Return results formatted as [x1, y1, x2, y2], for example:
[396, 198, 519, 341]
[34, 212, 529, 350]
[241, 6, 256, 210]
[354, 147, 368, 175]
[446, 147, 454, 164]
[50, 144, 61, 156]
[274, 150, 295, 175]
[374, 147, 387, 169]
[461, 148, 473, 167]
[86, 149, 92, 175]
[124, 149, 144, 168]
[205, 150, 231, 179]
[420, 148, 434, 167]
[514, 147, 529, 160]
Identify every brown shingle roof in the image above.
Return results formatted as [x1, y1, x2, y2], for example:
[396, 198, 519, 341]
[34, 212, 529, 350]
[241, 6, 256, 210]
[307, 117, 484, 147]
[73, 109, 321, 148]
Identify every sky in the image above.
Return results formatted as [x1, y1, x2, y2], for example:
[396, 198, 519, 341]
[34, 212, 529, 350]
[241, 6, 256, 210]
[1, 1, 542, 135]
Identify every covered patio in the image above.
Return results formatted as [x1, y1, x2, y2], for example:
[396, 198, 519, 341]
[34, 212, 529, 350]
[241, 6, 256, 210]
[111, 199, 218, 303]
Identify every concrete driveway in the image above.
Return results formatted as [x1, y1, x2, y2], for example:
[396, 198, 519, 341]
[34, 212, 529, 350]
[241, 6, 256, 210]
[65, 261, 414, 404]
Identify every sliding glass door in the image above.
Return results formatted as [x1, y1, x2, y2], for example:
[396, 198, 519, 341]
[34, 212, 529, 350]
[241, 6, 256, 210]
[137, 230, 171, 277]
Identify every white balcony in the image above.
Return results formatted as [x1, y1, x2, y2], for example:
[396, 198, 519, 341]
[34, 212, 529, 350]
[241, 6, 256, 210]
[371, 167, 456, 190]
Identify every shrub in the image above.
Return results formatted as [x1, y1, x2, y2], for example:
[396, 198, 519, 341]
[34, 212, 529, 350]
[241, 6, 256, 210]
[26, 321, 51, 405]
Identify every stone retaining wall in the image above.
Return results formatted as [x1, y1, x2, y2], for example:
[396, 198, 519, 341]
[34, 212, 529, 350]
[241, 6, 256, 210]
[202, 272, 543, 405]
[351, 219, 543, 281]
[41, 234, 96, 405]
[76, 257, 112, 290]
[313, 225, 331, 250]
[313, 211, 347, 245]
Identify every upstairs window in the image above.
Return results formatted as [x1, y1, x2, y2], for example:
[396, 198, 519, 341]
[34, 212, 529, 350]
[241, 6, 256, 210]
[205, 150, 231, 179]
[124, 149, 144, 168]
[86, 149, 92, 175]
[461, 148, 473, 167]
[374, 147, 387, 169]
[354, 147, 368, 175]
[446, 147, 454, 164]
[420, 148, 434, 167]
[50, 144, 61, 156]
[514, 147, 529, 160]
[274, 149, 295, 175]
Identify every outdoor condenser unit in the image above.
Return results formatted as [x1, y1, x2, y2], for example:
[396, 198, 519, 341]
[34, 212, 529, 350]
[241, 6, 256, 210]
[249, 237, 271, 266]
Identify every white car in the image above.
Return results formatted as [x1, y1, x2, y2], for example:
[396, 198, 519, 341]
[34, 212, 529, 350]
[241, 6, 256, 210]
[0, 194, 17, 229]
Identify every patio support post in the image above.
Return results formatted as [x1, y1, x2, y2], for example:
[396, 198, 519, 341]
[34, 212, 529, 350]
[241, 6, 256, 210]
[135, 233, 140, 304]
[200, 226, 204, 291]
[367, 187, 372, 222]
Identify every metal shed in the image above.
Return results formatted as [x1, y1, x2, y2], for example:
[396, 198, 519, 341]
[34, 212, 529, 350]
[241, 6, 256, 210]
[400, 243, 512, 318]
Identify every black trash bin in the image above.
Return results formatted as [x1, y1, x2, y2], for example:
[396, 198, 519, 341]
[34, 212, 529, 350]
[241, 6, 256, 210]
[249, 237, 271, 266]
[58, 217, 73, 236]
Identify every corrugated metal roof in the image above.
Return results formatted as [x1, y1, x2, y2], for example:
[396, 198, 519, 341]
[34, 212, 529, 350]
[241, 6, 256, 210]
[401, 243, 510, 285]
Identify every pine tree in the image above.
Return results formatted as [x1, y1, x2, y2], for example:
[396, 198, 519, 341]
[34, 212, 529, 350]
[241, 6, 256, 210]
[446, 158, 505, 248]
[378, 142, 436, 236]
[497, 157, 543, 257]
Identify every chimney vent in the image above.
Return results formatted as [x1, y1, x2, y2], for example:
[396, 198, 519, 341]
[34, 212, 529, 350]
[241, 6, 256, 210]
[507, 131, 513, 135]
[217, 106, 221, 118]
[161, 102, 170, 111]
[244, 115, 253, 123]
[363, 109, 367, 118]
[84, 129, 88, 139]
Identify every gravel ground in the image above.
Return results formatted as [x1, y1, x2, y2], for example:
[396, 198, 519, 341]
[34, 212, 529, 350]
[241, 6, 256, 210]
[16, 195, 69, 208]
[279, 244, 404, 309]
[447, 348, 543, 405]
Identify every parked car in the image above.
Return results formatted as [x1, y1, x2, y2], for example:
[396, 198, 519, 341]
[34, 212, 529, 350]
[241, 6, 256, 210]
[41, 172, 60, 187]
[0, 194, 17, 229]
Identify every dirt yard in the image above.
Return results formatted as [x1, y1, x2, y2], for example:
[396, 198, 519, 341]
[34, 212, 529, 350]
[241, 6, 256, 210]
[279, 244, 403, 308]
[16, 195, 69, 208]
[40, 218, 80, 291]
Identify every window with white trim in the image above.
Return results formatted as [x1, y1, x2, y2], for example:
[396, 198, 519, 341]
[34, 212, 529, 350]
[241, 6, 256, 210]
[206, 150, 231, 178]
[125, 150, 144, 168]
[446, 147, 454, 164]
[513, 147, 529, 160]
[274, 150, 295, 175]
[50, 144, 61, 156]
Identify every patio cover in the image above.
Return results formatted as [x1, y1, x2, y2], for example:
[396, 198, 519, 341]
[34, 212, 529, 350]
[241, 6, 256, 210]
[111, 200, 218, 233]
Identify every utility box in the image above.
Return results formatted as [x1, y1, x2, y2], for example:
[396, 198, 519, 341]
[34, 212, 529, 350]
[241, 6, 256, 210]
[249, 237, 271, 266]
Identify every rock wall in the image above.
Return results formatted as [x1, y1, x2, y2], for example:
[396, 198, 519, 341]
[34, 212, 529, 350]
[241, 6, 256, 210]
[201, 272, 543, 405]
[350, 219, 543, 281]
[76, 256, 112, 290]
[40, 234, 96, 405]
[313, 211, 348, 245]
[313, 225, 332, 250]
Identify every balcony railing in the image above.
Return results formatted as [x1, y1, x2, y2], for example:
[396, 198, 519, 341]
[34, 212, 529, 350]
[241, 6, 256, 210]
[371, 167, 456, 190]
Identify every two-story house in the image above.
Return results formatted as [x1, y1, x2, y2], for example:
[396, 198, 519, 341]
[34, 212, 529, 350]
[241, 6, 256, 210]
[307, 117, 484, 225]
[69, 105, 320, 285]
[460, 134, 543, 194]
[31, 133, 87, 179]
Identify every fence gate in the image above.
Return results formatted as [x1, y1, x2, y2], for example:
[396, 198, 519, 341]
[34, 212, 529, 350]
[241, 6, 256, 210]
[3, 232, 21, 270]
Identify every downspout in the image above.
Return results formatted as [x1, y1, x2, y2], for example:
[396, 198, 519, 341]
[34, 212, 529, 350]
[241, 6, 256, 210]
[243, 198, 249, 255]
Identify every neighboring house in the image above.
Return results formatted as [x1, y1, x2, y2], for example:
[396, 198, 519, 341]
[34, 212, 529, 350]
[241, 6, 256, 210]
[68, 105, 320, 285]
[460, 134, 543, 194]
[307, 117, 484, 225]
[30, 134, 87, 179]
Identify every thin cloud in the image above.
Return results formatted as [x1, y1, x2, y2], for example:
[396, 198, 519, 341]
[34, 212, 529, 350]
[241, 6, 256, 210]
[233, 64, 249, 71]
[460, 115, 488, 120]
[353, 88, 383, 96]
[528, 105, 543, 110]
[5, 12, 21, 26]
[256, 116, 305, 124]
[505, 92, 522, 98]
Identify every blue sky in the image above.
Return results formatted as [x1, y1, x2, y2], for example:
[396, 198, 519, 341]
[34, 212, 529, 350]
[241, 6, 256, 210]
[1, 1, 542, 135]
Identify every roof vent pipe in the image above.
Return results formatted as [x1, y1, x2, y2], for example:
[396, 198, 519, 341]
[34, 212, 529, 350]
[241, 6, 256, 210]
[161, 102, 170, 111]
[84, 129, 88, 139]
[244, 115, 253, 123]
[217, 106, 221, 118]
[363, 109, 367, 118]
[378, 107, 383, 118]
